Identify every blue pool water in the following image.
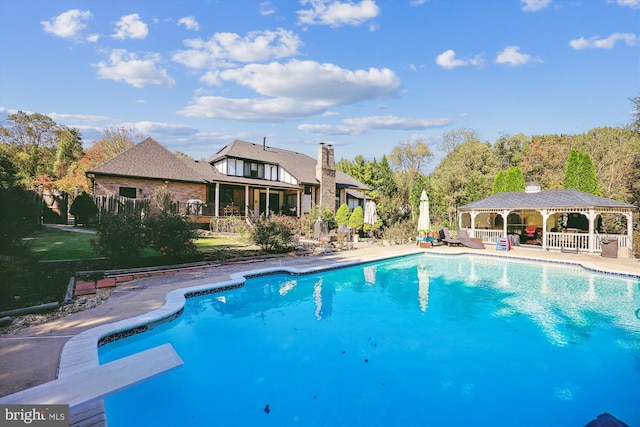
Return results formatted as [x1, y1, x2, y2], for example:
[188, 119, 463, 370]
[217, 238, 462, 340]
[100, 254, 640, 427]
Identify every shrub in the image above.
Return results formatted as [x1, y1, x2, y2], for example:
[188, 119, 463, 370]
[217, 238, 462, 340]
[0, 187, 39, 256]
[69, 191, 98, 225]
[348, 205, 364, 234]
[92, 214, 147, 259]
[335, 203, 351, 226]
[250, 214, 299, 252]
[145, 211, 199, 257]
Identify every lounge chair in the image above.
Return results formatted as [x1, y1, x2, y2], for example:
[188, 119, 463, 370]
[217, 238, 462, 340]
[458, 229, 485, 249]
[439, 227, 462, 246]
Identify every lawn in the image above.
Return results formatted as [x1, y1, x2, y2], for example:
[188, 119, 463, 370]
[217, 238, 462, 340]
[1, 228, 262, 312]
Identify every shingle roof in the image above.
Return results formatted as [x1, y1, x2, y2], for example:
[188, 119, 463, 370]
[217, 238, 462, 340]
[88, 138, 211, 183]
[89, 137, 368, 191]
[207, 140, 369, 189]
[459, 189, 636, 210]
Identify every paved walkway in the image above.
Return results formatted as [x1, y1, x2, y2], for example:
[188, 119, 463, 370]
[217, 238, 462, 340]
[0, 243, 638, 423]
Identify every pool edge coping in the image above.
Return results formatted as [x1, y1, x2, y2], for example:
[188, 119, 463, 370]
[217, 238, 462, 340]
[1, 248, 637, 410]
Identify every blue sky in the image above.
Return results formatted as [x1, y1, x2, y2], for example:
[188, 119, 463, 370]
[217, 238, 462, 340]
[1, 0, 638, 170]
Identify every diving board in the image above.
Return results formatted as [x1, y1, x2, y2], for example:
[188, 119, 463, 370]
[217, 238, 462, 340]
[0, 343, 183, 408]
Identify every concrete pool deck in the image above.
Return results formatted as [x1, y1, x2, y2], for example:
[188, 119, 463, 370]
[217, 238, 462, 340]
[1, 242, 639, 425]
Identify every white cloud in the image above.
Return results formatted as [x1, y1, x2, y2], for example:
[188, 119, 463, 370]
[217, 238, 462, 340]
[94, 49, 175, 88]
[608, 0, 640, 8]
[219, 60, 399, 104]
[178, 96, 329, 121]
[495, 46, 534, 66]
[410, 0, 430, 5]
[86, 33, 100, 43]
[569, 32, 638, 50]
[299, 115, 450, 136]
[259, 1, 277, 16]
[521, 0, 552, 12]
[41, 9, 91, 39]
[172, 28, 302, 69]
[178, 16, 200, 31]
[436, 50, 467, 69]
[297, 0, 380, 27]
[122, 121, 198, 137]
[48, 112, 110, 122]
[112, 14, 148, 40]
[179, 60, 400, 121]
[436, 50, 485, 69]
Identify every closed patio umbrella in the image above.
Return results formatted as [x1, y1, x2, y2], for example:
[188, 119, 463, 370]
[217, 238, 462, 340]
[417, 190, 431, 233]
[364, 200, 378, 226]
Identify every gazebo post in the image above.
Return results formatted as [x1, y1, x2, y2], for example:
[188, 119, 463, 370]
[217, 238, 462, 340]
[588, 209, 596, 254]
[541, 209, 549, 251]
[502, 209, 509, 238]
[625, 212, 633, 256]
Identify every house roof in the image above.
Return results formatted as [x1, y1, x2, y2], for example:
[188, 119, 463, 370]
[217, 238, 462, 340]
[458, 189, 636, 211]
[208, 139, 369, 190]
[88, 138, 212, 183]
[88, 137, 368, 192]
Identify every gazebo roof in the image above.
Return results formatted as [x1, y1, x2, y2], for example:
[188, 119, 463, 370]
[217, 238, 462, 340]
[458, 189, 636, 211]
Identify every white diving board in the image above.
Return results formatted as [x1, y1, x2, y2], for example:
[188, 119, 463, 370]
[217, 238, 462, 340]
[0, 343, 183, 408]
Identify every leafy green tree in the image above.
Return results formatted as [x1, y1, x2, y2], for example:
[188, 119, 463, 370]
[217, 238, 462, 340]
[374, 155, 397, 198]
[491, 170, 506, 194]
[493, 133, 529, 169]
[335, 203, 351, 226]
[440, 128, 482, 153]
[504, 166, 525, 192]
[388, 138, 433, 204]
[54, 127, 83, 179]
[348, 205, 364, 234]
[430, 141, 499, 224]
[563, 149, 599, 195]
[630, 95, 640, 133]
[69, 191, 98, 225]
[0, 111, 61, 184]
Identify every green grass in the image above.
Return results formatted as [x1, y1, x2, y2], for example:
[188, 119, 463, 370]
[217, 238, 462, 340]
[2, 230, 265, 312]
[23, 228, 99, 260]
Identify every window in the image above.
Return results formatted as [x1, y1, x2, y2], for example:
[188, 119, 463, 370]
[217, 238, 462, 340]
[119, 187, 137, 198]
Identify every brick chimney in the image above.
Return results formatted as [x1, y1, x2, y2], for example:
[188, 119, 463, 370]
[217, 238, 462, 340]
[316, 143, 336, 214]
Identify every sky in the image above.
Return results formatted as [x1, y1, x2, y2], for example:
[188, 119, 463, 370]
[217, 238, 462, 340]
[1, 0, 638, 171]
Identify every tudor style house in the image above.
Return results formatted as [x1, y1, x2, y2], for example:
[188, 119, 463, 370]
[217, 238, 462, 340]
[87, 138, 368, 220]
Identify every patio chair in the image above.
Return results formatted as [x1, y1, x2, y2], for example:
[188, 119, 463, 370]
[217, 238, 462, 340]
[525, 225, 536, 238]
[439, 227, 462, 246]
[458, 229, 486, 249]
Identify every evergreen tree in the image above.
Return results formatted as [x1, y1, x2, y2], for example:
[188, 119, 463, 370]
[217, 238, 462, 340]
[563, 149, 600, 195]
[504, 166, 525, 191]
[335, 203, 351, 226]
[348, 205, 364, 234]
[491, 170, 506, 194]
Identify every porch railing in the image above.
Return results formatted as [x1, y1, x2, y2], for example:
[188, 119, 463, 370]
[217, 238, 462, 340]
[545, 232, 628, 253]
[471, 229, 503, 244]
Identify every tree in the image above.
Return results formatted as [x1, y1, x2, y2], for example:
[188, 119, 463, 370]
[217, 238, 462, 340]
[440, 128, 481, 154]
[563, 149, 599, 195]
[335, 203, 351, 226]
[504, 166, 525, 192]
[0, 111, 60, 184]
[491, 170, 506, 194]
[69, 191, 98, 225]
[388, 138, 433, 203]
[493, 133, 529, 169]
[347, 205, 364, 234]
[54, 127, 83, 179]
[630, 95, 640, 133]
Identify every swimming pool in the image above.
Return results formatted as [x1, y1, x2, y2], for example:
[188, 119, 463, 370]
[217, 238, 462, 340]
[100, 254, 640, 426]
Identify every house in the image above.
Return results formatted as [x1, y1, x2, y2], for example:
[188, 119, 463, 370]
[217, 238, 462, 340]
[457, 183, 635, 256]
[86, 138, 368, 221]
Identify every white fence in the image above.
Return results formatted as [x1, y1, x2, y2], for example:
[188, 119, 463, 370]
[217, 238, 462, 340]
[469, 229, 628, 253]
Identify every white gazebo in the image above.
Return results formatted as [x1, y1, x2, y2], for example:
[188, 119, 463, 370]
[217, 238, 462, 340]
[457, 185, 635, 256]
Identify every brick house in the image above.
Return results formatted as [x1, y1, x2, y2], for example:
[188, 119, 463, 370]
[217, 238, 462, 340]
[87, 138, 368, 220]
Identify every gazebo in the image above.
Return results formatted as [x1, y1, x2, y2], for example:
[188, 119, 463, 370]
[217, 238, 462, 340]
[457, 184, 635, 256]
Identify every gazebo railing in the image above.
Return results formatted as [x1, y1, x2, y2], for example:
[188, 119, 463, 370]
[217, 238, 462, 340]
[471, 229, 503, 244]
[545, 232, 628, 253]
